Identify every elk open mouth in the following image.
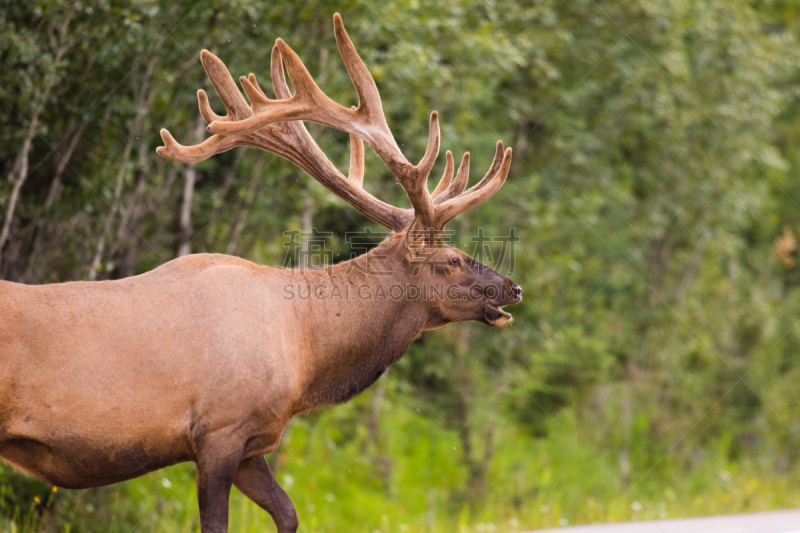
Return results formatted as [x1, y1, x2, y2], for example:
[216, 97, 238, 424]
[485, 303, 513, 327]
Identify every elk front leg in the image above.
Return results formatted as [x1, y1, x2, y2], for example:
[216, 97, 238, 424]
[195, 447, 244, 533]
[233, 455, 299, 533]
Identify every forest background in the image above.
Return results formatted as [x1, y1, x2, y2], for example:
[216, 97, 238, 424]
[3, 0, 800, 531]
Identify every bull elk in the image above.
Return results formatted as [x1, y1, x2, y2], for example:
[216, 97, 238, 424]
[0, 14, 520, 533]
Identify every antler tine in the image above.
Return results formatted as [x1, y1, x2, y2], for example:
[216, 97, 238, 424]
[331, 12, 405, 167]
[398, 112, 439, 228]
[349, 132, 365, 186]
[332, 14, 382, 121]
[271, 45, 292, 100]
[434, 147, 513, 228]
[343, 104, 365, 187]
[432, 142, 501, 206]
[417, 111, 440, 179]
[431, 151, 454, 198]
[206, 41, 330, 136]
[434, 152, 470, 204]
[247, 74, 268, 99]
[468, 141, 505, 192]
[266, 45, 306, 142]
[156, 128, 239, 163]
[200, 50, 252, 121]
[157, 50, 256, 163]
[197, 90, 223, 124]
[240, 73, 269, 107]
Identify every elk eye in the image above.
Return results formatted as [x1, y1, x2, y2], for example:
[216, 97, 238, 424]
[449, 256, 461, 268]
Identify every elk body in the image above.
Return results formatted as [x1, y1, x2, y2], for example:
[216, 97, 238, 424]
[0, 15, 520, 533]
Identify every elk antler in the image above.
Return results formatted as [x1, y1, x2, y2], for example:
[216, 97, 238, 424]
[157, 13, 512, 236]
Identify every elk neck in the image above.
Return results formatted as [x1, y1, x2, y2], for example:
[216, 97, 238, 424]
[285, 238, 429, 411]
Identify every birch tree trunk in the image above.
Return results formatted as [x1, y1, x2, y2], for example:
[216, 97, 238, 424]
[22, 122, 88, 282]
[176, 116, 206, 257]
[107, 140, 151, 266]
[88, 52, 160, 280]
[297, 196, 315, 268]
[224, 179, 259, 256]
[0, 10, 75, 273]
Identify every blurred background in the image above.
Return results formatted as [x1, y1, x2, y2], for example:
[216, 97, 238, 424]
[2, 0, 800, 531]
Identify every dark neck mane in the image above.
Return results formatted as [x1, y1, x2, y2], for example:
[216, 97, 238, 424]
[290, 239, 428, 411]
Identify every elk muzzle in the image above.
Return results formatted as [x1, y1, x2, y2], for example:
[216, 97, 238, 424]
[482, 278, 522, 327]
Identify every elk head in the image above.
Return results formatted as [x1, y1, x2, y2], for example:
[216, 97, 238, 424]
[158, 14, 521, 328]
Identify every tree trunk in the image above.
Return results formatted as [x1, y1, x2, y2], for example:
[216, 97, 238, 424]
[619, 364, 634, 490]
[675, 228, 711, 305]
[107, 140, 151, 271]
[177, 116, 206, 257]
[120, 162, 179, 278]
[45, 122, 89, 211]
[224, 179, 259, 256]
[0, 10, 75, 273]
[204, 147, 246, 252]
[453, 325, 498, 516]
[88, 55, 159, 280]
[366, 369, 392, 493]
[0, 117, 40, 273]
[297, 195, 315, 268]
[23, 122, 88, 283]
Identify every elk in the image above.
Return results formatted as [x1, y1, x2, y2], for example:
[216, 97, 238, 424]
[0, 14, 520, 533]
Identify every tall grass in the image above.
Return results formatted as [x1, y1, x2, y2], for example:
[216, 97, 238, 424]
[4, 391, 800, 532]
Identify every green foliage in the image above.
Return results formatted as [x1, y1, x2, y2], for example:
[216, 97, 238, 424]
[3, 0, 800, 530]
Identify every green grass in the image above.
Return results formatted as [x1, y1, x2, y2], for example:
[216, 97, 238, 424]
[4, 395, 800, 532]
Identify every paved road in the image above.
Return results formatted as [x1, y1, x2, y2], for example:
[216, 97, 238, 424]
[531, 509, 800, 532]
